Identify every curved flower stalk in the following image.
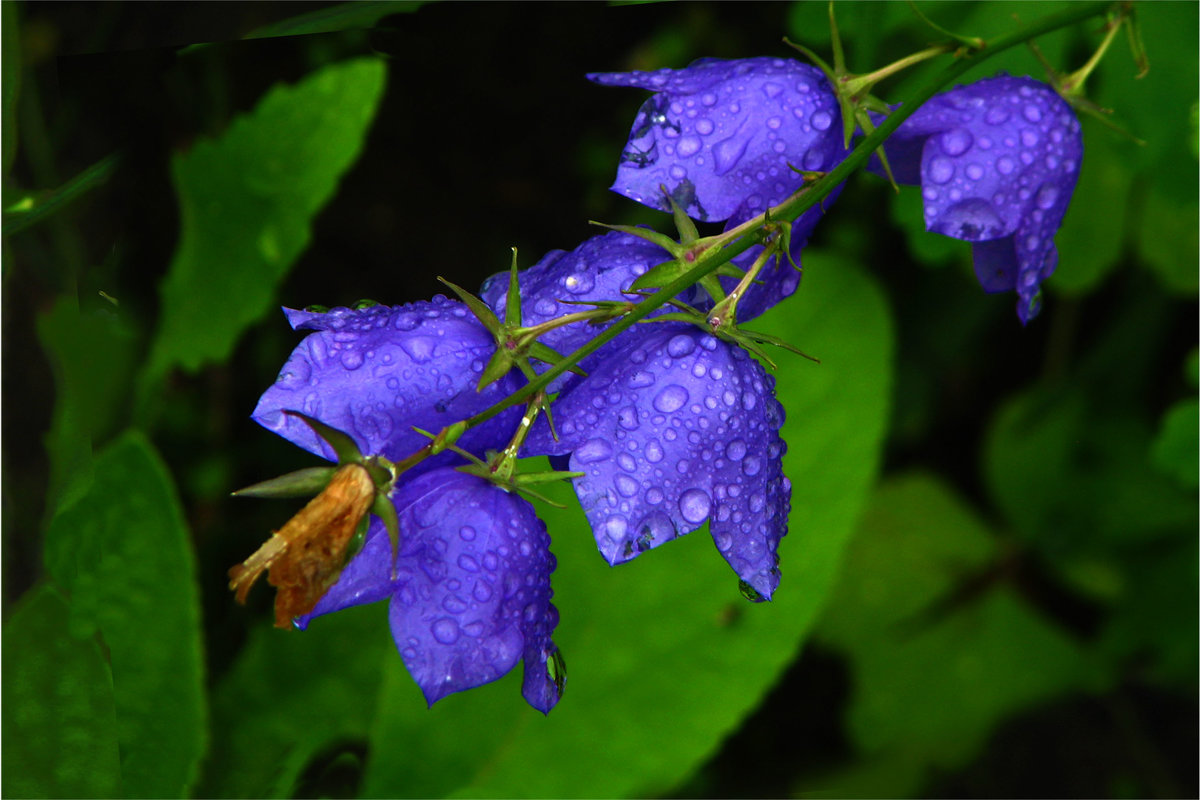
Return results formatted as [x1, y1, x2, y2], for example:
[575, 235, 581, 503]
[873, 75, 1083, 323]
[253, 297, 526, 470]
[526, 323, 789, 600]
[297, 467, 565, 713]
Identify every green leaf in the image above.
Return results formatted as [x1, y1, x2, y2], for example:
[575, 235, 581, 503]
[362, 251, 894, 797]
[1051, 132, 1131, 294]
[197, 603, 390, 798]
[2, 583, 122, 798]
[1150, 397, 1199, 488]
[43, 431, 206, 798]
[245, 1, 424, 39]
[814, 474, 1099, 796]
[139, 57, 387, 411]
[36, 294, 137, 518]
[1136, 184, 1199, 295]
[2, 153, 121, 236]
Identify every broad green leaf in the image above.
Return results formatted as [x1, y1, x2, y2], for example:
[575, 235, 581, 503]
[140, 58, 387, 409]
[36, 294, 137, 519]
[2, 153, 120, 237]
[362, 251, 894, 798]
[245, 1, 424, 39]
[43, 432, 205, 798]
[1136, 184, 1199, 295]
[890, 185, 961, 267]
[2, 584, 122, 799]
[198, 603, 390, 798]
[814, 474, 1099, 796]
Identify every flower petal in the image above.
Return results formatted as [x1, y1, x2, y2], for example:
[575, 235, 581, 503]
[590, 57, 846, 223]
[253, 296, 524, 467]
[529, 324, 789, 597]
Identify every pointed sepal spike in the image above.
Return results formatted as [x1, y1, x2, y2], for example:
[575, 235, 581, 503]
[527, 341, 588, 377]
[661, 184, 701, 244]
[505, 248, 523, 327]
[282, 410, 364, 466]
[588, 220, 681, 255]
[1123, 7, 1149, 79]
[513, 470, 585, 486]
[477, 347, 516, 391]
[437, 276, 503, 337]
[231, 466, 339, 499]
[736, 326, 821, 364]
[342, 515, 370, 567]
[371, 491, 402, 565]
[628, 257, 691, 293]
[903, 0, 985, 50]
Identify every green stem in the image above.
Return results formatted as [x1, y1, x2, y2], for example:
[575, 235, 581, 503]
[387, 0, 1113, 469]
[3, 152, 122, 236]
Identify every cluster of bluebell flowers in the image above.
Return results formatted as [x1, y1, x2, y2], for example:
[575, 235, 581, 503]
[235, 55, 1082, 714]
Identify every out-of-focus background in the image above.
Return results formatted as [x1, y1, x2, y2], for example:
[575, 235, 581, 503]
[3, 2, 1196, 797]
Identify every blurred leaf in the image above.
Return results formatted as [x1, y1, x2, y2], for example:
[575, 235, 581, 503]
[1135, 184, 1199, 295]
[2, 0, 19, 176]
[814, 474, 1099, 796]
[139, 57, 387, 412]
[890, 185, 961, 267]
[1150, 397, 1199, 488]
[2, 153, 121, 236]
[2, 584, 122, 799]
[36, 294, 137, 519]
[245, 1, 424, 39]
[362, 252, 894, 797]
[984, 386, 1196, 558]
[198, 603, 389, 798]
[1052, 132, 1131, 294]
[43, 432, 206, 798]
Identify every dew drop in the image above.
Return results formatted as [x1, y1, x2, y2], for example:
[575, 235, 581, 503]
[457, 554, 479, 573]
[984, 106, 1010, 126]
[615, 474, 639, 497]
[576, 438, 613, 463]
[400, 336, 436, 363]
[996, 156, 1015, 175]
[653, 384, 690, 413]
[713, 135, 749, 176]
[676, 136, 702, 158]
[679, 488, 712, 524]
[941, 128, 973, 156]
[742, 455, 762, 476]
[965, 163, 984, 181]
[1035, 183, 1059, 210]
[667, 335, 696, 358]
[927, 157, 954, 185]
[1022, 104, 1043, 123]
[645, 440, 664, 463]
[695, 118, 714, 136]
[431, 618, 461, 644]
[811, 110, 832, 131]
[725, 439, 747, 460]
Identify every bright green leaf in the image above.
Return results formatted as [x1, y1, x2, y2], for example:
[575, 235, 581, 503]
[2, 584, 122, 799]
[1136, 185, 1199, 295]
[43, 431, 206, 798]
[139, 57, 387, 412]
[362, 252, 894, 798]
[1052, 133, 1131, 294]
[1151, 397, 1199, 488]
[198, 603, 389, 798]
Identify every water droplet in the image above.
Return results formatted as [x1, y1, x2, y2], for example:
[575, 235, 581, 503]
[701, 92, 717, 107]
[713, 135, 749, 176]
[564, 272, 594, 294]
[738, 580, 767, 603]
[928, 157, 954, 184]
[725, 439, 747, 460]
[742, 456, 762, 476]
[472, 581, 493, 602]
[766, 115, 782, 130]
[400, 336, 436, 363]
[965, 163, 984, 181]
[1020, 130, 1039, 148]
[941, 128, 973, 156]
[576, 438, 613, 463]
[645, 487, 664, 505]
[1035, 183, 1059, 210]
[617, 406, 640, 430]
[985, 106, 1010, 126]
[443, 594, 468, 614]
[811, 110, 832, 131]
[617, 452, 637, 472]
[645, 440, 664, 463]
[695, 118, 714, 136]
[547, 648, 567, 697]
[628, 371, 654, 389]
[996, 156, 1015, 175]
[667, 334, 695, 358]
[676, 136, 702, 158]
[431, 617, 461, 644]
[393, 312, 420, 331]
[1022, 104, 1043, 123]
[457, 554, 479, 572]
[653, 385, 690, 413]
[615, 475, 639, 497]
[679, 488, 712, 524]
[605, 515, 628, 540]
[933, 198, 1006, 240]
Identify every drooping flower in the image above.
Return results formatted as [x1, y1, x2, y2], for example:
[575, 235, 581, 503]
[526, 323, 790, 599]
[874, 75, 1083, 323]
[253, 297, 525, 470]
[297, 467, 565, 713]
[589, 57, 849, 321]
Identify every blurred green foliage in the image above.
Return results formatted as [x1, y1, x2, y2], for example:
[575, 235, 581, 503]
[2, 2, 1195, 799]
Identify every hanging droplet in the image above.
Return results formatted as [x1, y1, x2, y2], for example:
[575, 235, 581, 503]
[738, 580, 768, 603]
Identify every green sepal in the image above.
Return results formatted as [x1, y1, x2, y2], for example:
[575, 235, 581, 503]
[661, 185, 701, 244]
[411, 421, 468, 456]
[477, 347, 515, 391]
[629, 258, 690, 293]
[371, 491, 401, 564]
[588, 220, 681, 255]
[513, 470, 585, 486]
[282, 410, 364, 465]
[341, 514, 371, 568]
[527, 341, 587, 377]
[732, 326, 821, 364]
[504, 248, 523, 327]
[438, 277, 503, 336]
[362, 457, 396, 490]
[904, 0, 986, 50]
[230, 466, 338, 499]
